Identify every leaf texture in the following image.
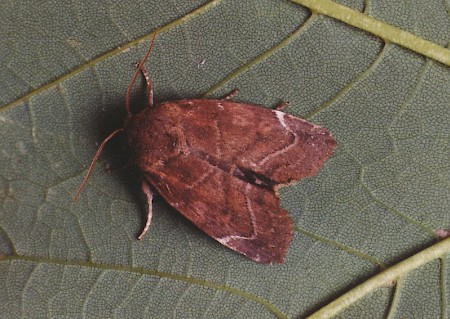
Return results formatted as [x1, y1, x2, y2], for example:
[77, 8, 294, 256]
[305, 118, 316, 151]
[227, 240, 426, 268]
[1, 0, 450, 318]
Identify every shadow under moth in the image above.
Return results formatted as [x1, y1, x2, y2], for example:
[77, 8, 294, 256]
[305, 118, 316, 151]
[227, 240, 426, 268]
[74, 34, 336, 264]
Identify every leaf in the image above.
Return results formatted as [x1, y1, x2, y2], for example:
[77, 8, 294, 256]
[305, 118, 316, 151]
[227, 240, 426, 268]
[1, 0, 450, 318]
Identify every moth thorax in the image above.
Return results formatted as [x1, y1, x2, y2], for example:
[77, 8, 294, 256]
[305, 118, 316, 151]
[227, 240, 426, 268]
[126, 113, 184, 168]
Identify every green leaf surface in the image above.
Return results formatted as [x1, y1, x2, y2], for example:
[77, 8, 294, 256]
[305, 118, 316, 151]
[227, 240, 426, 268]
[1, 0, 450, 318]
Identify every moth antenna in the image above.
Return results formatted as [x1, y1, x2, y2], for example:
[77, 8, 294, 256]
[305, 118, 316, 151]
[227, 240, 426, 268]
[125, 33, 157, 117]
[73, 128, 124, 202]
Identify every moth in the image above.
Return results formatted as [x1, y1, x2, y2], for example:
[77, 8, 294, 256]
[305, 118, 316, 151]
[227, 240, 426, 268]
[75, 35, 336, 264]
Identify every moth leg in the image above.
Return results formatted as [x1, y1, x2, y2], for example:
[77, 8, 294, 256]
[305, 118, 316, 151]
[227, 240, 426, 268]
[221, 88, 240, 100]
[138, 65, 154, 108]
[137, 180, 154, 240]
[127, 34, 156, 113]
[274, 101, 289, 111]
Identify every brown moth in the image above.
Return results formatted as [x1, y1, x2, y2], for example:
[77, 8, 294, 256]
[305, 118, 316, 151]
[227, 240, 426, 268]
[75, 35, 336, 264]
